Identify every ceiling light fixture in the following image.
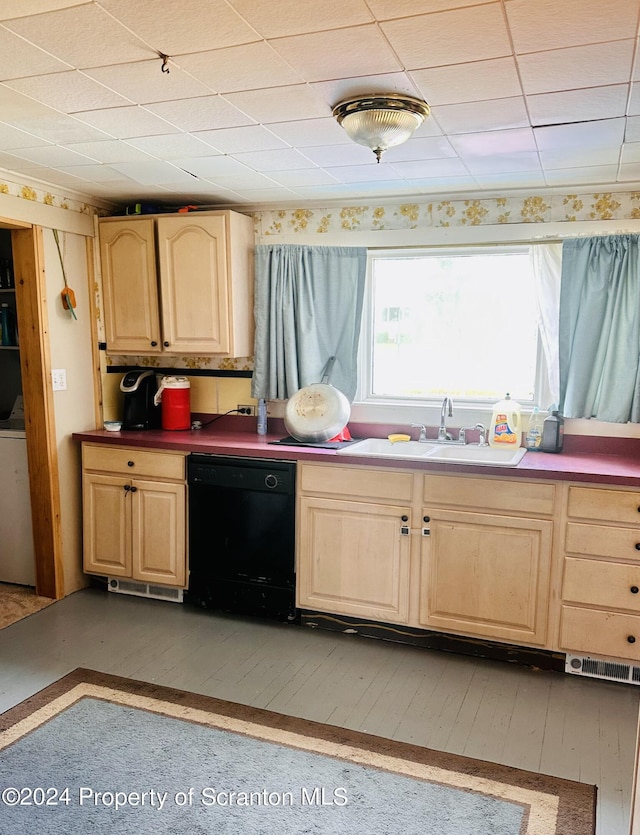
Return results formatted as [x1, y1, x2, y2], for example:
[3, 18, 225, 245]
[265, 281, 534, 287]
[332, 94, 430, 163]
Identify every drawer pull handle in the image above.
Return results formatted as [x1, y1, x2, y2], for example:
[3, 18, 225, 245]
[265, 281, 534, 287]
[636, 543, 640, 551]
[628, 636, 637, 644]
[423, 516, 430, 523]
[401, 515, 408, 522]
[632, 586, 639, 594]
[127, 461, 135, 467]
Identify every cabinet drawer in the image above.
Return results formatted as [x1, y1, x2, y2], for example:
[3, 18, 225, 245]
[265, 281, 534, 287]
[82, 444, 186, 480]
[565, 522, 640, 561]
[560, 605, 640, 661]
[299, 463, 413, 503]
[423, 474, 555, 515]
[567, 485, 640, 525]
[563, 557, 640, 611]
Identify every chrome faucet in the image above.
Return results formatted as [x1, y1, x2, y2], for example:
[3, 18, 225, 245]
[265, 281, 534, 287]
[411, 423, 428, 442]
[438, 397, 453, 442]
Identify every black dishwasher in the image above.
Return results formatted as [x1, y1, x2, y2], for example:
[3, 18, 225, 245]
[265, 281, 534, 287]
[186, 454, 297, 621]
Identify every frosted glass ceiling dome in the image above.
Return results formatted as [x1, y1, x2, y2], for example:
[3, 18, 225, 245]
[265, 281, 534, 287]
[332, 94, 431, 163]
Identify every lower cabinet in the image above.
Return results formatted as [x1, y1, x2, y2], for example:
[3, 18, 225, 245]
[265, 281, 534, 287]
[297, 463, 413, 623]
[419, 509, 553, 645]
[297, 463, 556, 647]
[559, 484, 640, 662]
[82, 444, 187, 587]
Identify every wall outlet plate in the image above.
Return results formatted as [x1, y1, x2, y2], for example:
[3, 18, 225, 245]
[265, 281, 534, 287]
[238, 404, 255, 415]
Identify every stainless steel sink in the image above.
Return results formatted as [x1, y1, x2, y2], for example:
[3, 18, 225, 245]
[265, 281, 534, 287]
[337, 438, 437, 459]
[337, 437, 527, 467]
[426, 445, 528, 467]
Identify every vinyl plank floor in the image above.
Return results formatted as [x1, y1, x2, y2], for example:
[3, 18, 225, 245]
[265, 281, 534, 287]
[0, 588, 638, 835]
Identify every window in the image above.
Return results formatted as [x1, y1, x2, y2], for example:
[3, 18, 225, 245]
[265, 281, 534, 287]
[359, 247, 550, 411]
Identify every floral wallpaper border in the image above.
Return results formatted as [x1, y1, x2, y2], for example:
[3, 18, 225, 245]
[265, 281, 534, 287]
[256, 191, 640, 236]
[0, 174, 101, 215]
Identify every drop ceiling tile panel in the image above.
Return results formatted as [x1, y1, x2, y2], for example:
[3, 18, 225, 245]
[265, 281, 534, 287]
[461, 150, 542, 175]
[73, 106, 177, 138]
[538, 146, 621, 170]
[0, 122, 51, 149]
[619, 162, 640, 181]
[626, 117, 640, 143]
[4, 5, 151, 69]
[621, 143, 640, 164]
[110, 161, 199, 185]
[324, 163, 404, 183]
[224, 85, 328, 124]
[222, 187, 298, 202]
[368, 0, 493, 16]
[449, 128, 537, 156]
[387, 157, 470, 178]
[627, 83, 640, 116]
[226, 0, 373, 39]
[517, 41, 635, 96]
[535, 118, 626, 151]
[435, 97, 529, 135]
[265, 118, 348, 148]
[8, 144, 97, 166]
[473, 171, 546, 189]
[269, 25, 401, 82]
[0, 1, 92, 18]
[298, 143, 382, 167]
[145, 96, 254, 132]
[268, 169, 341, 187]
[176, 43, 303, 94]
[0, 27, 71, 79]
[84, 61, 212, 105]
[170, 155, 255, 178]
[5, 71, 131, 113]
[543, 165, 619, 186]
[506, 0, 640, 53]
[193, 125, 288, 154]
[203, 172, 280, 189]
[383, 135, 458, 163]
[233, 148, 318, 172]
[98, 0, 260, 54]
[124, 134, 219, 160]
[56, 164, 136, 182]
[14, 114, 112, 144]
[0, 152, 51, 173]
[411, 58, 522, 106]
[64, 139, 155, 164]
[380, 5, 512, 70]
[527, 85, 628, 126]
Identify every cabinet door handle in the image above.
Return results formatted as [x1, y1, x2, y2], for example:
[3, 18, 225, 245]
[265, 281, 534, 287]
[631, 586, 639, 594]
[163, 341, 170, 347]
[127, 461, 134, 467]
[401, 515, 408, 522]
[123, 484, 130, 492]
[636, 543, 640, 551]
[130, 485, 137, 493]
[628, 635, 636, 644]
[150, 341, 157, 347]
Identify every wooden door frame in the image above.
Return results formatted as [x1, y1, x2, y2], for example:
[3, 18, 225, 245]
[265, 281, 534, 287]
[11, 224, 63, 599]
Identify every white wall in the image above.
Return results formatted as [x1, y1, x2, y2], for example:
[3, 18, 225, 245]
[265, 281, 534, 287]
[41, 228, 96, 593]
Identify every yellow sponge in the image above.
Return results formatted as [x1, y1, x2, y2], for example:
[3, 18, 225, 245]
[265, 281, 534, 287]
[388, 433, 412, 443]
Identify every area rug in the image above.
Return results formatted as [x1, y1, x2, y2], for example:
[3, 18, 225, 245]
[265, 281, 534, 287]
[0, 669, 596, 834]
[0, 583, 53, 629]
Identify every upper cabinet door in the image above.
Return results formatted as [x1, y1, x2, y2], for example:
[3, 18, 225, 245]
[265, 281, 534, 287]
[99, 219, 162, 354]
[157, 215, 230, 354]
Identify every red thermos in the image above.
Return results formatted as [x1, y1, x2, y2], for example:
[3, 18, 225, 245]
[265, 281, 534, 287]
[154, 376, 191, 430]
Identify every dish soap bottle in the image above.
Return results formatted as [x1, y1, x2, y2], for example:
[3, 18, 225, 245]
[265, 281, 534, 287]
[540, 410, 564, 453]
[489, 393, 522, 447]
[525, 406, 543, 450]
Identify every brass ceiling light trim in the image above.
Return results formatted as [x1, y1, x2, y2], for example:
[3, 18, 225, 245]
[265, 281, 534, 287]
[332, 94, 430, 162]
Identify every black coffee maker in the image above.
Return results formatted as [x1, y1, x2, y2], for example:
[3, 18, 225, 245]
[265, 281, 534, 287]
[120, 370, 161, 430]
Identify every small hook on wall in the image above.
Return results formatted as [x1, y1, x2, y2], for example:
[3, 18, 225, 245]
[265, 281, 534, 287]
[159, 53, 170, 74]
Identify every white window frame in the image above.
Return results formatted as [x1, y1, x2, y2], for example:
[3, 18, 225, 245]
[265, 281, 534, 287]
[352, 246, 553, 431]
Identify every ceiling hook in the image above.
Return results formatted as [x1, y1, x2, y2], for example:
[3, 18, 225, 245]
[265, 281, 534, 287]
[159, 53, 170, 74]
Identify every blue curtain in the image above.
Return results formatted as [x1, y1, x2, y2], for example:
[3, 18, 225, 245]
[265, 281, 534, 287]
[251, 245, 367, 402]
[559, 235, 640, 422]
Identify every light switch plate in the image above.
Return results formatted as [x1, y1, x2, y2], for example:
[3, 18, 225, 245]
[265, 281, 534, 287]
[52, 369, 67, 391]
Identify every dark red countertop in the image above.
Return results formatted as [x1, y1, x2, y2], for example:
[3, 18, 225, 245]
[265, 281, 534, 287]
[72, 417, 640, 488]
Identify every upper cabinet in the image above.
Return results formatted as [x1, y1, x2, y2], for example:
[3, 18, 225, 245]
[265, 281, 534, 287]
[99, 210, 254, 356]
